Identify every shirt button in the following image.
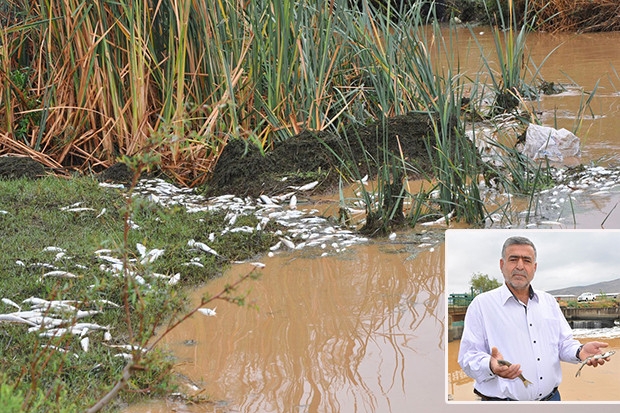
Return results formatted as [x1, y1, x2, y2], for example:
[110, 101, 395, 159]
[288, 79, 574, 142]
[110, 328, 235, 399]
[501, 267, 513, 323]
[537, 358, 540, 361]
[533, 340, 537, 343]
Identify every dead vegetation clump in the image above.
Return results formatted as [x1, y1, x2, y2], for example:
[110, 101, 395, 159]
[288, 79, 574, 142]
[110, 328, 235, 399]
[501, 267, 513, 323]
[531, 0, 620, 32]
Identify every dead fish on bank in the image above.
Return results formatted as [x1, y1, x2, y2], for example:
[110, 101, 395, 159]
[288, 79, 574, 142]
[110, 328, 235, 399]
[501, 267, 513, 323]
[288, 181, 319, 192]
[42, 270, 79, 278]
[575, 350, 615, 377]
[497, 359, 533, 387]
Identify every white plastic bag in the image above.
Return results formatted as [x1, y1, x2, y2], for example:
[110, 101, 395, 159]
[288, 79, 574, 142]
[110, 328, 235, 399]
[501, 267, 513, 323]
[521, 123, 581, 162]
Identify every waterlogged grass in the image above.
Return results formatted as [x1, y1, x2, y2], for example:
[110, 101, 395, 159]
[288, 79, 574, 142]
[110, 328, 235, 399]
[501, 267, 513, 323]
[0, 176, 277, 412]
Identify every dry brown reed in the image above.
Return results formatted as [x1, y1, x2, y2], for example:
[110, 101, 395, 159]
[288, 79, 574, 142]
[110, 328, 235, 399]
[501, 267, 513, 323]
[531, 0, 620, 32]
[0, 0, 238, 187]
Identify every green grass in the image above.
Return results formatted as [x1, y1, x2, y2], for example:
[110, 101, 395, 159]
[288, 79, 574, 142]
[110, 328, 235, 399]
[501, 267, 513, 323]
[0, 175, 276, 412]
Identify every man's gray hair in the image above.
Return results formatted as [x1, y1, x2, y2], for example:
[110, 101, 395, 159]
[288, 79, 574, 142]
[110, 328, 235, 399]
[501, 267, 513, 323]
[501, 236, 537, 260]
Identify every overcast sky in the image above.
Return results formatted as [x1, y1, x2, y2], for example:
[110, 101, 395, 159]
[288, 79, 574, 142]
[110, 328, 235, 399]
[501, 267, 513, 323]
[445, 229, 620, 295]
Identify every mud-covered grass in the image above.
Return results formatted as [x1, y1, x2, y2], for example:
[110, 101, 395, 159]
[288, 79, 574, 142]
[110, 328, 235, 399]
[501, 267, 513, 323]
[0, 175, 278, 412]
[206, 112, 437, 198]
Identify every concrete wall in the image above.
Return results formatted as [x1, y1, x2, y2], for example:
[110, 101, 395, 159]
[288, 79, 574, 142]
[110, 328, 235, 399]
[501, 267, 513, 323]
[561, 306, 620, 321]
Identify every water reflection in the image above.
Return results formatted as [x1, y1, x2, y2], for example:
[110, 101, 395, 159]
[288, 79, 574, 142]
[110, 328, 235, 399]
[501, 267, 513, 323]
[125, 242, 444, 412]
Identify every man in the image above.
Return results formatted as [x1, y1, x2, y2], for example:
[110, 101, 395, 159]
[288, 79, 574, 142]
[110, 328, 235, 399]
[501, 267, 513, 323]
[458, 236, 611, 401]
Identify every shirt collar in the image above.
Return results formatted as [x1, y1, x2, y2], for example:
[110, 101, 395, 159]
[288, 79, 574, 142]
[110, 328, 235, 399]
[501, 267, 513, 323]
[500, 283, 538, 305]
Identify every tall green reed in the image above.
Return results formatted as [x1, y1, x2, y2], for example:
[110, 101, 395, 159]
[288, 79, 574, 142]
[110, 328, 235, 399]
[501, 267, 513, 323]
[322, 1, 489, 231]
[392, 4, 487, 225]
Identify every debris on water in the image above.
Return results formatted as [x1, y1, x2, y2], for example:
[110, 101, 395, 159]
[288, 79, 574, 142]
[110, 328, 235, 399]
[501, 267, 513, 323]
[519, 123, 581, 162]
[483, 164, 620, 229]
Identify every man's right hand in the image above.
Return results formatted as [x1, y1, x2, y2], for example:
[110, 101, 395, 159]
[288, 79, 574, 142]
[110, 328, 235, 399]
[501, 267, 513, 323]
[490, 346, 523, 380]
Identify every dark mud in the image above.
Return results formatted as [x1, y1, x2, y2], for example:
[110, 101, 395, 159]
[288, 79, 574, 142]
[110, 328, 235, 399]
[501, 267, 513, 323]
[206, 112, 439, 197]
[97, 162, 138, 184]
[0, 156, 47, 179]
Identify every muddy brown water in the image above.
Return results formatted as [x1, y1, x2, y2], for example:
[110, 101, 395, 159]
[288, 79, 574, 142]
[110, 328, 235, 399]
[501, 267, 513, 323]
[124, 243, 444, 413]
[124, 29, 620, 413]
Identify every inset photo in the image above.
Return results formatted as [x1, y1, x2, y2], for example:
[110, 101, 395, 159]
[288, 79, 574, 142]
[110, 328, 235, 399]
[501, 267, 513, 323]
[445, 229, 620, 403]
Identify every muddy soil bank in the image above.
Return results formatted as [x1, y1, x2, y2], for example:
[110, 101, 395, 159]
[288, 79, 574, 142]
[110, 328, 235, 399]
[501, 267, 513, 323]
[205, 112, 450, 198]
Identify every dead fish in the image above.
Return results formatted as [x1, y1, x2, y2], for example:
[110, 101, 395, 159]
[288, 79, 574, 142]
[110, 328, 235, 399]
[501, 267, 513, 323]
[259, 195, 278, 205]
[80, 337, 90, 352]
[168, 273, 180, 286]
[187, 239, 220, 256]
[39, 327, 70, 337]
[136, 243, 147, 257]
[576, 350, 615, 377]
[9, 310, 46, 319]
[2, 298, 21, 311]
[497, 359, 533, 387]
[42, 270, 78, 278]
[279, 237, 295, 249]
[0, 314, 39, 326]
[22, 297, 49, 306]
[43, 246, 66, 253]
[73, 322, 109, 331]
[289, 181, 318, 191]
[139, 248, 165, 265]
[106, 344, 147, 353]
[60, 202, 82, 210]
[197, 308, 217, 317]
[75, 310, 100, 319]
[63, 207, 96, 213]
[228, 213, 238, 226]
[26, 317, 65, 330]
[92, 299, 121, 308]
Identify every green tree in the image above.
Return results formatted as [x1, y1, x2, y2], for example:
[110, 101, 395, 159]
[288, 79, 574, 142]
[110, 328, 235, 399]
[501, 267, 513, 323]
[470, 272, 502, 293]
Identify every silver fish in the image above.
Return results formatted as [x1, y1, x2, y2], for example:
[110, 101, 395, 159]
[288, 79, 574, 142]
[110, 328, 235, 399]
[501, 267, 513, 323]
[575, 350, 615, 377]
[497, 359, 533, 387]
[42, 270, 78, 278]
[1, 298, 21, 310]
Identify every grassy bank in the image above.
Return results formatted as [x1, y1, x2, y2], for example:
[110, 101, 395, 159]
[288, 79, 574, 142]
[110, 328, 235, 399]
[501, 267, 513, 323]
[0, 174, 276, 411]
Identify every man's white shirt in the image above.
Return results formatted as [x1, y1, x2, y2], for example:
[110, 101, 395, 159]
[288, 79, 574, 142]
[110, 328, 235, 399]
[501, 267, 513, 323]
[458, 283, 582, 400]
